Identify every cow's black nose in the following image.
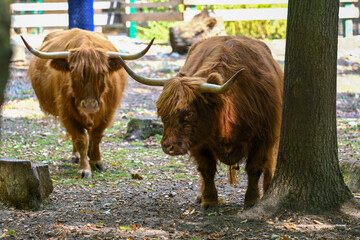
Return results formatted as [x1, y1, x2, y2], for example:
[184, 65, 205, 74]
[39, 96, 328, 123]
[162, 142, 175, 154]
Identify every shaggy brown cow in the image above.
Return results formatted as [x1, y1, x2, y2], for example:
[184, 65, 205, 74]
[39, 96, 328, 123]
[118, 35, 283, 209]
[21, 28, 154, 179]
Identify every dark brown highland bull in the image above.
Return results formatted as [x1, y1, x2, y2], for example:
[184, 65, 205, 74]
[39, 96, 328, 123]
[119, 35, 283, 209]
[21, 28, 154, 179]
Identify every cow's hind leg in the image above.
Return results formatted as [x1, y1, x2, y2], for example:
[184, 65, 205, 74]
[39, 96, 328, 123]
[88, 127, 106, 172]
[262, 146, 276, 193]
[192, 146, 218, 211]
[244, 146, 267, 208]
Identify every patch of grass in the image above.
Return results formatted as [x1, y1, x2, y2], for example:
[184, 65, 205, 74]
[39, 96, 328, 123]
[130, 141, 144, 147]
[92, 171, 131, 183]
[104, 120, 125, 135]
[154, 134, 162, 143]
[173, 173, 188, 179]
[104, 137, 123, 143]
[337, 118, 360, 161]
[2, 106, 357, 196]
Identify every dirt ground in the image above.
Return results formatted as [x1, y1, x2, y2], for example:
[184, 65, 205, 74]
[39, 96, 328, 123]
[1, 36, 360, 239]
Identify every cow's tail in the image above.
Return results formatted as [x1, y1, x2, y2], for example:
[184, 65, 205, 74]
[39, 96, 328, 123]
[227, 164, 239, 185]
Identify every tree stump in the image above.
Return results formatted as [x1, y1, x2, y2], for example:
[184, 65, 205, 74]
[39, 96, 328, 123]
[0, 159, 53, 210]
[125, 116, 163, 140]
[169, 8, 225, 54]
[340, 160, 360, 193]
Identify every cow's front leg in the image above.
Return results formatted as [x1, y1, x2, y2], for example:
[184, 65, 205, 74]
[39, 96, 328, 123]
[88, 127, 105, 172]
[192, 147, 218, 211]
[71, 143, 80, 164]
[62, 115, 91, 178]
[73, 133, 91, 179]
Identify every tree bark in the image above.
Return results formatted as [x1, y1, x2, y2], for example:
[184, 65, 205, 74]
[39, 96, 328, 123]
[0, 0, 12, 108]
[247, 0, 355, 215]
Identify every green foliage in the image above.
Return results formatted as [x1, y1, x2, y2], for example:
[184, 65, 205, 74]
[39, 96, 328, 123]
[154, 134, 162, 143]
[135, 0, 179, 42]
[212, 4, 287, 39]
[136, 3, 287, 41]
[137, 21, 175, 43]
[6, 230, 17, 236]
[225, 19, 286, 39]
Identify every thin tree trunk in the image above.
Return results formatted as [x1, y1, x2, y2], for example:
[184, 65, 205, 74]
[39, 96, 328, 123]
[0, 0, 12, 108]
[248, 0, 355, 215]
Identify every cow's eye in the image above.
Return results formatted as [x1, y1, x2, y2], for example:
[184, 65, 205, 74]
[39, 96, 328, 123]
[183, 112, 193, 122]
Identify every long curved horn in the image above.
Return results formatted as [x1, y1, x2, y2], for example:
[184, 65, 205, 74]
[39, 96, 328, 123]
[107, 38, 155, 60]
[117, 55, 169, 86]
[21, 35, 69, 59]
[199, 68, 245, 94]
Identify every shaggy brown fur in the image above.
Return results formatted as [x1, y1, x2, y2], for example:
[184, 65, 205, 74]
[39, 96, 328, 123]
[156, 35, 283, 209]
[28, 28, 127, 178]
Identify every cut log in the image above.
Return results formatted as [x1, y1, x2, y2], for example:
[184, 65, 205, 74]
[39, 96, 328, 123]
[0, 159, 53, 210]
[340, 160, 360, 193]
[169, 8, 225, 54]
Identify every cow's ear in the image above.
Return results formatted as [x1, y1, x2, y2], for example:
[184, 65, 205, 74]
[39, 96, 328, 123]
[108, 58, 122, 72]
[207, 72, 223, 85]
[50, 59, 70, 72]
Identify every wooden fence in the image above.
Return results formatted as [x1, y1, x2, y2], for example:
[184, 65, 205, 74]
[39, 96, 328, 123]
[10, 0, 360, 36]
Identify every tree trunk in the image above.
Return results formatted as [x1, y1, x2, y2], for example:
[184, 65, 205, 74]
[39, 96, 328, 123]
[248, 0, 355, 215]
[0, 0, 12, 108]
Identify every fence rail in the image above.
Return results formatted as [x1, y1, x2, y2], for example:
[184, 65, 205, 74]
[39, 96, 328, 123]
[10, 0, 360, 36]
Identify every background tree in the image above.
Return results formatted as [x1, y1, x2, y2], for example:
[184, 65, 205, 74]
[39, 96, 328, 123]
[249, 0, 355, 214]
[0, 0, 12, 108]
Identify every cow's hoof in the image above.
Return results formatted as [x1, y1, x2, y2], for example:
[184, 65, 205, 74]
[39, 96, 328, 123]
[77, 169, 92, 179]
[243, 202, 255, 210]
[90, 161, 104, 172]
[244, 198, 258, 209]
[200, 202, 219, 212]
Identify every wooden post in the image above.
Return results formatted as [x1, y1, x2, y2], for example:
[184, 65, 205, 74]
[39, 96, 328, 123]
[343, 3, 354, 37]
[129, 0, 137, 38]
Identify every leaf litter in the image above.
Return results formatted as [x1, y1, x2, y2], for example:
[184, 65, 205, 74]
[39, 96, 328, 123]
[0, 46, 360, 239]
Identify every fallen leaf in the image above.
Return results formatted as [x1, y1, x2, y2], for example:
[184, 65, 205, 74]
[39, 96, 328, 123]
[313, 220, 323, 225]
[284, 223, 299, 230]
[131, 172, 144, 180]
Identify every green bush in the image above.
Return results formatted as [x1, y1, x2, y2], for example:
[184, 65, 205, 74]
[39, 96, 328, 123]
[137, 21, 175, 43]
[136, 3, 287, 41]
[225, 19, 286, 39]
[210, 4, 287, 39]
